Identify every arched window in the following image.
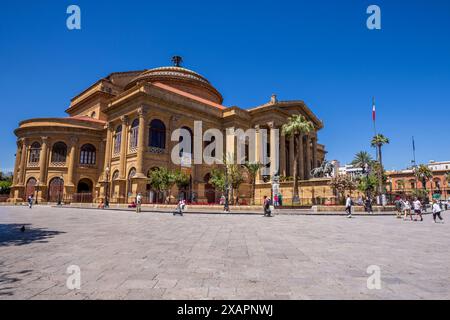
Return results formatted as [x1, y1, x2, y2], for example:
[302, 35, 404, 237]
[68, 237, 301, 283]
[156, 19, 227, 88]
[80, 144, 96, 165]
[129, 119, 139, 151]
[29, 142, 41, 164]
[26, 177, 37, 197]
[113, 125, 122, 155]
[51, 142, 67, 163]
[149, 119, 166, 150]
[112, 170, 120, 180]
[127, 168, 136, 196]
[434, 178, 441, 190]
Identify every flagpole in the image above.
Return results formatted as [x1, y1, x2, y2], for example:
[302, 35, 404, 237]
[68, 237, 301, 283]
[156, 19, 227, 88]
[372, 96, 377, 136]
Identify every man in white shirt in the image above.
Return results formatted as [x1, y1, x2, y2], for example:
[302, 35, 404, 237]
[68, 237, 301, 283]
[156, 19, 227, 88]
[413, 197, 423, 222]
[136, 193, 142, 213]
[345, 195, 352, 218]
[432, 199, 444, 223]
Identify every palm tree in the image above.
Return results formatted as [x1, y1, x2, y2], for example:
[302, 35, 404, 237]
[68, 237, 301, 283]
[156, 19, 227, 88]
[371, 134, 390, 166]
[282, 114, 315, 203]
[371, 134, 390, 194]
[244, 162, 263, 205]
[414, 164, 433, 192]
[351, 151, 373, 174]
[397, 179, 405, 193]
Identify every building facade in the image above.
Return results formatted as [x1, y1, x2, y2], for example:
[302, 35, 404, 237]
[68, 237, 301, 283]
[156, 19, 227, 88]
[9, 61, 327, 204]
[387, 160, 450, 201]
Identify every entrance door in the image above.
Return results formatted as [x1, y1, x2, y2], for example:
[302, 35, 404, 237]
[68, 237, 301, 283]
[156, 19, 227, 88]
[74, 178, 93, 203]
[48, 177, 64, 202]
[25, 178, 37, 198]
[204, 173, 215, 204]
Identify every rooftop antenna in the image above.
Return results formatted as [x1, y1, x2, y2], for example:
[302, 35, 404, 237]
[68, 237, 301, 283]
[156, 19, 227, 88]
[172, 56, 183, 67]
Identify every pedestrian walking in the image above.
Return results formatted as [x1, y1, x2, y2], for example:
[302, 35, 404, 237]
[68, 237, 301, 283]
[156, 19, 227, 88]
[27, 195, 33, 209]
[394, 196, 402, 218]
[402, 198, 413, 221]
[413, 197, 423, 222]
[432, 199, 444, 223]
[364, 197, 373, 214]
[173, 199, 184, 216]
[345, 195, 352, 218]
[263, 195, 272, 217]
[136, 193, 142, 213]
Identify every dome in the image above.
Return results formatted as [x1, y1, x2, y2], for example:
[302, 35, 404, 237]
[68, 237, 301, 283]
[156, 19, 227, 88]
[125, 66, 223, 104]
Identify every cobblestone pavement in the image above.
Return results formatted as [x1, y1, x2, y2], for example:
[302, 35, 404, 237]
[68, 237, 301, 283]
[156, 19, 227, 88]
[0, 206, 449, 300]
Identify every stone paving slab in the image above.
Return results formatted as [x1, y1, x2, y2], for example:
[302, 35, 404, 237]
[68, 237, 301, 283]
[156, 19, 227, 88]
[0, 205, 449, 300]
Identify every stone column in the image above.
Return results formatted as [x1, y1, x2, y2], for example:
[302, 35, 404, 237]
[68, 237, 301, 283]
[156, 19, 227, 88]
[298, 134, 304, 180]
[254, 125, 262, 182]
[135, 107, 147, 178]
[119, 115, 129, 179]
[13, 140, 22, 186]
[268, 122, 279, 177]
[305, 134, 311, 179]
[18, 138, 28, 186]
[38, 136, 49, 185]
[103, 122, 113, 178]
[280, 132, 286, 176]
[312, 134, 318, 170]
[67, 136, 78, 187]
[289, 136, 294, 177]
[168, 115, 180, 171]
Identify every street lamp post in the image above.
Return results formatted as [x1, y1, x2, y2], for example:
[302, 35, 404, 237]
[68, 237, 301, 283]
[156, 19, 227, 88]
[104, 167, 110, 208]
[224, 165, 230, 213]
[35, 180, 40, 205]
[57, 175, 63, 206]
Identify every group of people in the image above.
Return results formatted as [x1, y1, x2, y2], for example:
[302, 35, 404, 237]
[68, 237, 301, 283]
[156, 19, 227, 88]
[394, 196, 444, 223]
[344, 194, 445, 223]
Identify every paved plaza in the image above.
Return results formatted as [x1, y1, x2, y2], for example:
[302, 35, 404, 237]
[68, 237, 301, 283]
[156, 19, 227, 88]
[0, 205, 449, 300]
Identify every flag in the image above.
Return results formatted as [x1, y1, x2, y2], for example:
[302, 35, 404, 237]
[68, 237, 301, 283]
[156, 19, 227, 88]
[372, 97, 376, 122]
[412, 136, 415, 152]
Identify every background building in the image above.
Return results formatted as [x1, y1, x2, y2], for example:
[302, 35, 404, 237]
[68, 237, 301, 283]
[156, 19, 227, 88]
[387, 160, 450, 200]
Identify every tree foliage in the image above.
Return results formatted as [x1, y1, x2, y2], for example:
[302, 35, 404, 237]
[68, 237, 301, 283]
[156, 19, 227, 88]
[414, 164, 433, 190]
[282, 114, 315, 202]
[243, 162, 263, 205]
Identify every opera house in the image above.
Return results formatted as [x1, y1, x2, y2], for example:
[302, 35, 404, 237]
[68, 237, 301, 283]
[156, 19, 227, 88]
[9, 58, 327, 204]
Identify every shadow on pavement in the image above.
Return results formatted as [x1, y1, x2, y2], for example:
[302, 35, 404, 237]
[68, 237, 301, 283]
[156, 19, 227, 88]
[0, 223, 65, 247]
[0, 265, 33, 297]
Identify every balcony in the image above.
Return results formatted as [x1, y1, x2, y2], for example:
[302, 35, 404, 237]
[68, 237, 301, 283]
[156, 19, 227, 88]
[27, 162, 40, 168]
[149, 147, 165, 154]
[50, 162, 67, 168]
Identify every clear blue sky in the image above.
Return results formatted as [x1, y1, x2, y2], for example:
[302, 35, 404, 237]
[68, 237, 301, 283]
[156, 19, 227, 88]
[1, 0, 449, 172]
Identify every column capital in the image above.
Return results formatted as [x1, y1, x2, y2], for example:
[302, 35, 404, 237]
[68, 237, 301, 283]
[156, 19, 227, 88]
[41, 136, 49, 143]
[267, 121, 275, 129]
[137, 106, 148, 117]
[105, 122, 114, 130]
[121, 115, 129, 125]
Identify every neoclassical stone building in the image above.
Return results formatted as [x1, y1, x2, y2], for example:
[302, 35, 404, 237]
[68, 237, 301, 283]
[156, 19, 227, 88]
[9, 60, 326, 204]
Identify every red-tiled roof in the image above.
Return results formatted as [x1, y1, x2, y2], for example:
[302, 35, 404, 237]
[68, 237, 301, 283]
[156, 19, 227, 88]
[70, 115, 106, 124]
[152, 82, 226, 110]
